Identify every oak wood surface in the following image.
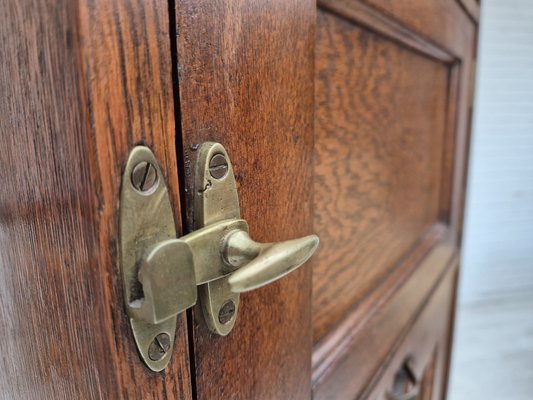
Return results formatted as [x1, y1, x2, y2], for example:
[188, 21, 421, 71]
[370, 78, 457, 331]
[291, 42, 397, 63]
[318, 0, 455, 63]
[312, 224, 447, 382]
[311, 1, 477, 397]
[420, 350, 439, 400]
[312, 245, 456, 400]
[0, 0, 192, 398]
[313, 9, 449, 343]
[457, 0, 480, 23]
[360, 264, 458, 400]
[361, 0, 473, 57]
[439, 65, 461, 222]
[356, 0, 476, 243]
[1, 1, 477, 398]
[173, 0, 316, 399]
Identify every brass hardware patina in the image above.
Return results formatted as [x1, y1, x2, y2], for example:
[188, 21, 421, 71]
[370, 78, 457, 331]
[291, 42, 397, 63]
[120, 142, 319, 371]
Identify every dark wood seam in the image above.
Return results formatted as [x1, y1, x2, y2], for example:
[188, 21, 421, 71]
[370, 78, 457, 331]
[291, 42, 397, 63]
[167, 0, 197, 398]
[456, 0, 480, 23]
[439, 62, 462, 224]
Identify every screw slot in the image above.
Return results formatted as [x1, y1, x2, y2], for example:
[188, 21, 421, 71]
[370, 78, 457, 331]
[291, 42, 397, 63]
[148, 333, 171, 361]
[218, 300, 236, 325]
[209, 153, 229, 180]
[131, 161, 159, 194]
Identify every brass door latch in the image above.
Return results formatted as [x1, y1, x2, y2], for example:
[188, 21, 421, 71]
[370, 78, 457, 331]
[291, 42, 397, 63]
[120, 142, 319, 371]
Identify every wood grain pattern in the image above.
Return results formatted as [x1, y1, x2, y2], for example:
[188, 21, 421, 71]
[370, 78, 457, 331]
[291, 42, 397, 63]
[312, 246, 457, 400]
[173, 0, 315, 399]
[439, 64, 461, 222]
[1, 0, 477, 398]
[357, 0, 477, 243]
[312, 223, 447, 382]
[0, 0, 191, 398]
[313, 10, 449, 343]
[318, 0, 455, 63]
[361, 0, 473, 58]
[442, 267, 459, 400]
[312, 2, 477, 396]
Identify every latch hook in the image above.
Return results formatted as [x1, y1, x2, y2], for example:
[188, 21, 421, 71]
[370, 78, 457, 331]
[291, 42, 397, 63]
[119, 143, 319, 371]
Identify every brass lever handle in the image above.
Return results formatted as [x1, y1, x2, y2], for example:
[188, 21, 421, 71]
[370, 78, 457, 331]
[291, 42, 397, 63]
[224, 230, 319, 292]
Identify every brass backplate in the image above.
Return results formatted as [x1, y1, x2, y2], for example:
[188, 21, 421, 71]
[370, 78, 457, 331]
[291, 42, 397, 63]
[119, 146, 182, 372]
[194, 142, 241, 336]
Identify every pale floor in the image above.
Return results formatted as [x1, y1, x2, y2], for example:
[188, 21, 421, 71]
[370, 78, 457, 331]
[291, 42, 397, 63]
[448, 291, 533, 400]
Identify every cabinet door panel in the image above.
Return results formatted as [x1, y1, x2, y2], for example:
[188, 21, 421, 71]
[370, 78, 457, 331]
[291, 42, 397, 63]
[314, 10, 449, 343]
[312, 1, 477, 398]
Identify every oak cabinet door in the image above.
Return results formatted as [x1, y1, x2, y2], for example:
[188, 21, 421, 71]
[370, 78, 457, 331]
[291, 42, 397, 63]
[172, 1, 315, 399]
[311, 1, 476, 398]
[171, 0, 477, 398]
[1, 0, 192, 398]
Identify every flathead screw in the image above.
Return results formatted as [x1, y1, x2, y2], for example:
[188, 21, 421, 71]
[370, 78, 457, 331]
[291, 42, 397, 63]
[209, 153, 229, 180]
[218, 300, 236, 324]
[131, 161, 158, 194]
[148, 333, 171, 361]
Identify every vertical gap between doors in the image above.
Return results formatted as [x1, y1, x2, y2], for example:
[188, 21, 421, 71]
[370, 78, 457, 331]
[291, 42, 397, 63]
[167, 0, 198, 397]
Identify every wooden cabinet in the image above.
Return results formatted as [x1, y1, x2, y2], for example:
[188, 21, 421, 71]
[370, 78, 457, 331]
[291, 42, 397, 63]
[0, 0, 477, 399]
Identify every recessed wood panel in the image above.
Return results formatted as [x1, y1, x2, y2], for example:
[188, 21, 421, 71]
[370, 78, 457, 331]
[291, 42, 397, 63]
[313, 10, 449, 343]
[358, 0, 477, 244]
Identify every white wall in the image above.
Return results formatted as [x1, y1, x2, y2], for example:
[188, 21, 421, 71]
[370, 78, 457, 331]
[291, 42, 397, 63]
[449, 4, 533, 398]
[459, 0, 533, 305]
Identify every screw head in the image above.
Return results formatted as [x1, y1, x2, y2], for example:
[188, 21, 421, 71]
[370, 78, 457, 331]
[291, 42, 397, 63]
[209, 153, 229, 180]
[131, 161, 158, 194]
[148, 333, 171, 361]
[218, 300, 236, 325]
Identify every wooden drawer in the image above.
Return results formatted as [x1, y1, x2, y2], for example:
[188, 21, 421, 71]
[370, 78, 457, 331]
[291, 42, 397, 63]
[313, 245, 457, 399]
[362, 263, 457, 400]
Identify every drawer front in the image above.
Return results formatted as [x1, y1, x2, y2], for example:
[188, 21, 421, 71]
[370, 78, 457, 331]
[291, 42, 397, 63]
[313, 246, 457, 399]
[362, 264, 457, 400]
